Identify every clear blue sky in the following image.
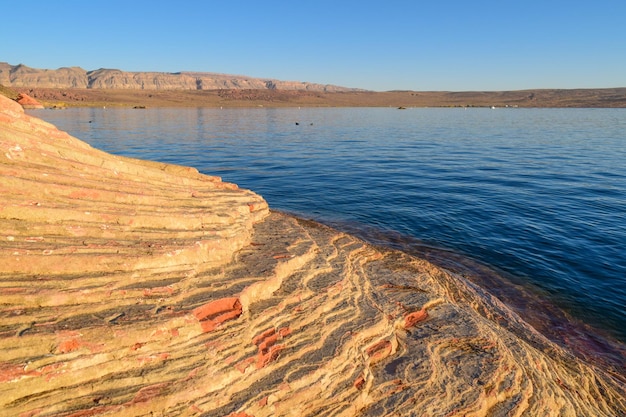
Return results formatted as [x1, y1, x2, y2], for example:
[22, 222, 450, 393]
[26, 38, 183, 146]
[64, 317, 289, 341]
[2, 0, 625, 91]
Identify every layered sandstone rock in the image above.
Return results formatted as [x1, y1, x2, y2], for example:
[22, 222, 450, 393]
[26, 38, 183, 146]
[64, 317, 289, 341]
[0, 95, 625, 416]
[0, 63, 356, 92]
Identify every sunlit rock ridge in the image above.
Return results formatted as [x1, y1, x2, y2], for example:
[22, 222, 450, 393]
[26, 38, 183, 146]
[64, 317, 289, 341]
[0, 62, 357, 92]
[1, 95, 625, 416]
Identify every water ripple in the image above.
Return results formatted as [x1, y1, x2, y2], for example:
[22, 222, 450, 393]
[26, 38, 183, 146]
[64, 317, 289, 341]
[30, 107, 626, 346]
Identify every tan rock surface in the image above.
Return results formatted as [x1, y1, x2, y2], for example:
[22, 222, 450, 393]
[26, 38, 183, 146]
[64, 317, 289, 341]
[1, 95, 625, 416]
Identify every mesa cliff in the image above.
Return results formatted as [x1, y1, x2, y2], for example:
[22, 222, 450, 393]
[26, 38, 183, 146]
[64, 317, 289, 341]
[0, 62, 356, 92]
[1, 94, 625, 416]
[3, 62, 626, 108]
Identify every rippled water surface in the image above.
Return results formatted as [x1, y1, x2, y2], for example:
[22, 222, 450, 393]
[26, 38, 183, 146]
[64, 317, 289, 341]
[31, 107, 626, 348]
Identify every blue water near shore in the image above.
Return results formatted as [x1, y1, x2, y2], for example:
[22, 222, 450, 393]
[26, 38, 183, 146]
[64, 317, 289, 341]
[30, 107, 626, 351]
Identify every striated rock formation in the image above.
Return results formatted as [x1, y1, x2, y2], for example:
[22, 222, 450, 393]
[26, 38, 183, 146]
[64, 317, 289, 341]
[14, 93, 44, 109]
[0, 64, 88, 89]
[0, 62, 357, 92]
[1, 94, 625, 416]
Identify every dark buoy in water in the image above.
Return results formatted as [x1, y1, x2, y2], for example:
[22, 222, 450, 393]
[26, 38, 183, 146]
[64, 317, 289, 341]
[295, 122, 300, 125]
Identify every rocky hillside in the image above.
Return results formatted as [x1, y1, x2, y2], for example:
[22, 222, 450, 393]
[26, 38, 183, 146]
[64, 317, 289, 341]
[0, 62, 358, 92]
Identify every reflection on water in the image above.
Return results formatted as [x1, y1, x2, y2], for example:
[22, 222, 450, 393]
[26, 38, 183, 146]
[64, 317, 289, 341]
[30, 107, 626, 363]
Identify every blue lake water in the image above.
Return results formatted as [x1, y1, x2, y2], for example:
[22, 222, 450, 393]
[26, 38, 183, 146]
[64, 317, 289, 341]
[30, 107, 626, 359]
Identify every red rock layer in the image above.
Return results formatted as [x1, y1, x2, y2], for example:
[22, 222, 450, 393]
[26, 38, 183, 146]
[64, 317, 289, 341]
[1, 95, 625, 416]
[15, 93, 44, 109]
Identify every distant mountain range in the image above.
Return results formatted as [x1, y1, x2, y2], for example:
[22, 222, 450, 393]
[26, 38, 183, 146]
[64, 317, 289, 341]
[0, 62, 360, 92]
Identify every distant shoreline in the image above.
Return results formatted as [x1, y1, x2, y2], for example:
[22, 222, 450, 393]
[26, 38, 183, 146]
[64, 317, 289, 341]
[12, 87, 626, 109]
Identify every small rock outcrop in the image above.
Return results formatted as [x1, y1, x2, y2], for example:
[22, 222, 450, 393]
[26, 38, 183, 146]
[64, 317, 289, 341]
[0, 95, 625, 416]
[14, 92, 44, 109]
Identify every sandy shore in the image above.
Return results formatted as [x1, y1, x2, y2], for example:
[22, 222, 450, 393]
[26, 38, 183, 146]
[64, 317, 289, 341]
[1, 95, 625, 416]
[11, 86, 626, 108]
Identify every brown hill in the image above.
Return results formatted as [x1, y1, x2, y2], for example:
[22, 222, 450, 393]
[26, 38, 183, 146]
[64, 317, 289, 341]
[0, 62, 357, 92]
[10, 86, 626, 108]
